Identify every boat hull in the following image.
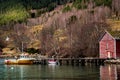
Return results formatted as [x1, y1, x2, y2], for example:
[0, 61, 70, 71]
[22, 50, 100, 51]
[4, 59, 34, 65]
[5, 59, 18, 65]
[48, 61, 56, 64]
[48, 59, 57, 64]
[18, 60, 33, 64]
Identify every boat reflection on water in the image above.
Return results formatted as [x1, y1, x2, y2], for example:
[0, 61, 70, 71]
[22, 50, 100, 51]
[4, 65, 42, 79]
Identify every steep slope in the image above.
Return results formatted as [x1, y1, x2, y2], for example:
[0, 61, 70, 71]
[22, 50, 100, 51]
[0, 0, 120, 57]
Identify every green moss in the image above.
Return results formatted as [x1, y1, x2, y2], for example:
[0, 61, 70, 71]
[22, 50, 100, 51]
[0, 0, 29, 25]
[25, 48, 39, 54]
[62, 5, 71, 13]
[108, 30, 120, 39]
[0, 4, 29, 25]
[72, 0, 112, 9]
[94, 0, 112, 7]
[72, 0, 88, 10]
[0, 0, 113, 25]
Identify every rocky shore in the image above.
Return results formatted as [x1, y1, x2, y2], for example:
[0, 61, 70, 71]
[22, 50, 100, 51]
[105, 59, 120, 64]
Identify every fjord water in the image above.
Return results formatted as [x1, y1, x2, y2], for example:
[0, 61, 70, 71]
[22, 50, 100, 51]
[0, 59, 120, 80]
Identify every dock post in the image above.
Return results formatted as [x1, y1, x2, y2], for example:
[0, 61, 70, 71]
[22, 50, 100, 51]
[41, 59, 47, 65]
[66, 60, 69, 65]
[75, 59, 79, 66]
[81, 59, 85, 66]
[71, 59, 74, 65]
[58, 59, 62, 65]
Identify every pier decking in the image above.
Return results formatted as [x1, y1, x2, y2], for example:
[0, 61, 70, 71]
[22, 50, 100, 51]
[33, 58, 106, 65]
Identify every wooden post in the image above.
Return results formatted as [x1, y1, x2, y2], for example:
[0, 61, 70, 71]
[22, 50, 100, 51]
[71, 59, 74, 65]
[75, 59, 79, 66]
[41, 59, 47, 65]
[81, 59, 85, 66]
[66, 60, 69, 65]
[58, 59, 62, 65]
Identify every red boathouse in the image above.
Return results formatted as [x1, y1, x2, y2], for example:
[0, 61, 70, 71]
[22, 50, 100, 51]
[99, 31, 120, 59]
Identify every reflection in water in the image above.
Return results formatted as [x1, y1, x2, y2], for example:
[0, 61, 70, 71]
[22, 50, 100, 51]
[1, 64, 100, 80]
[4, 65, 43, 79]
[2, 59, 120, 80]
[100, 64, 117, 80]
[116, 65, 120, 80]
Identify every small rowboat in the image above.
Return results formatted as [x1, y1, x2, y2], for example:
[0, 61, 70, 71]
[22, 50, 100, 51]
[48, 59, 57, 64]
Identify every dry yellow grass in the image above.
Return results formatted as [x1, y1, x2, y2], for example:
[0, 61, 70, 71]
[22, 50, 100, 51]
[27, 40, 41, 49]
[54, 29, 67, 42]
[107, 19, 120, 31]
[2, 48, 17, 54]
[30, 25, 43, 33]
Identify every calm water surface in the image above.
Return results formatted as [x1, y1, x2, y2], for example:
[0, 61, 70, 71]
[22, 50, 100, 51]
[0, 59, 120, 80]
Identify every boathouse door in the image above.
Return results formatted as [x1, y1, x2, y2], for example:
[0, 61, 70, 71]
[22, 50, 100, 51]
[107, 51, 113, 58]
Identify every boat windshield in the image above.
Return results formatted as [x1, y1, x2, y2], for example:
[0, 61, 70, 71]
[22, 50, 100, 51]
[20, 55, 29, 58]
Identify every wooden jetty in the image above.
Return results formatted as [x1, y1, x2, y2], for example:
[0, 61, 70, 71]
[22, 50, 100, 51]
[33, 58, 107, 65]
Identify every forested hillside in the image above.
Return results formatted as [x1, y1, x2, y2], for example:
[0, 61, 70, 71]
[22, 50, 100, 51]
[0, 0, 73, 25]
[0, 0, 120, 58]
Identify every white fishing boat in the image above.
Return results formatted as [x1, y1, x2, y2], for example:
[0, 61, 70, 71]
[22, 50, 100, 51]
[4, 42, 36, 65]
[4, 54, 35, 65]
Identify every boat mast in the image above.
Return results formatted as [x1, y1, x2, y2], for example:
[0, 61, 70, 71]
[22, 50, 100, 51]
[22, 41, 23, 53]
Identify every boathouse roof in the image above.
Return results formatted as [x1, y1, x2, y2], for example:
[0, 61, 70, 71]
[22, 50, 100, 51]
[99, 30, 120, 41]
[108, 30, 120, 39]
